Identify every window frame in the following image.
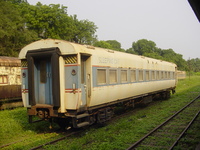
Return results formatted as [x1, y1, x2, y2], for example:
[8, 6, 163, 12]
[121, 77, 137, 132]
[97, 68, 107, 85]
[121, 69, 128, 83]
[109, 69, 118, 84]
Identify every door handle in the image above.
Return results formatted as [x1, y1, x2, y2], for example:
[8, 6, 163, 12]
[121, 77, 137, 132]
[46, 72, 51, 78]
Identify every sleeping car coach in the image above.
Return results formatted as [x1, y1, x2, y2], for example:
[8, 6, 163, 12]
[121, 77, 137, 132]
[19, 39, 177, 128]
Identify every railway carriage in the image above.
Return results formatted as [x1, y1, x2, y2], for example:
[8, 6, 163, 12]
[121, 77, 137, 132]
[19, 39, 177, 128]
[177, 70, 186, 80]
[0, 56, 22, 109]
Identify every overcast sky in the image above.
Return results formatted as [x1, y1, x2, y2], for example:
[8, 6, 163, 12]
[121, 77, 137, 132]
[28, 0, 200, 60]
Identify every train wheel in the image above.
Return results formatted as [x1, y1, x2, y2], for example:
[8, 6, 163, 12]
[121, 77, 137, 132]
[56, 118, 70, 130]
[162, 91, 171, 100]
[97, 107, 113, 124]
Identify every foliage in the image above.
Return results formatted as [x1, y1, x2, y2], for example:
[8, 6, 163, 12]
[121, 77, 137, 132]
[126, 39, 188, 71]
[187, 58, 200, 72]
[71, 15, 97, 44]
[106, 40, 125, 52]
[131, 39, 157, 55]
[1, 0, 198, 73]
[0, 1, 38, 56]
[161, 49, 187, 71]
[22, 3, 98, 44]
[0, 1, 97, 57]
[4, 0, 27, 3]
[94, 41, 113, 49]
[94, 40, 125, 52]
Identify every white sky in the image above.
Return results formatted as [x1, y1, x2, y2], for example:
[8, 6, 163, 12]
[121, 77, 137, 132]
[28, 0, 200, 60]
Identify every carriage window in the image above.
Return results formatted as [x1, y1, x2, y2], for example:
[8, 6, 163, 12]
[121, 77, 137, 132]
[0, 76, 2, 83]
[163, 71, 166, 79]
[121, 70, 127, 82]
[165, 72, 168, 79]
[139, 70, 143, 81]
[0, 75, 8, 84]
[40, 60, 47, 83]
[109, 69, 117, 84]
[172, 72, 175, 79]
[152, 71, 155, 80]
[161, 71, 164, 79]
[146, 71, 149, 81]
[97, 69, 106, 84]
[170, 72, 172, 79]
[156, 71, 160, 80]
[130, 70, 136, 82]
[168, 72, 170, 79]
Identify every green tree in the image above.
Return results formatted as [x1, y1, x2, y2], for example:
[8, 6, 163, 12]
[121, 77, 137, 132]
[71, 15, 97, 44]
[143, 52, 163, 60]
[4, 0, 27, 4]
[161, 49, 187, 70]
[132, 39, 157, 55]
[93, 41, 113, 49]
[22, 3, 97, 44]
[188, 58, 200, 72]
[126, 47, 137, 54]
[106, 40, 125, 51]
[23, 3, 71, 39]
[128, 39, 187, 71]
[0, 1, 98, 56]
[0, 1, 37, 56]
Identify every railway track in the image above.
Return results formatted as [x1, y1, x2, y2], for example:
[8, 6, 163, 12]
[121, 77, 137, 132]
[0, 104, 138, 149]
[0, 98, 23, 110]
[126, 95, 200, 150]
[3, 95, 200, 149]
[28, 107, 137, 149]
[0, 129, 83, 150]
[30, 130, 83, 150]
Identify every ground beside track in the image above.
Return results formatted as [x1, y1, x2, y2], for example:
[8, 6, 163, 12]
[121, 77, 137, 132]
[0, 76, 200, 150]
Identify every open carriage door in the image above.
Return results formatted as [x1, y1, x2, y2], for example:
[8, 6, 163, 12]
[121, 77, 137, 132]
[35, 58, 52, 104]
[26, 47, 61, 108]
[80, 54, 91, 109]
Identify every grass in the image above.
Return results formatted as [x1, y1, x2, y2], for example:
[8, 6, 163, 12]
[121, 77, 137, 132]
[0, 76, 200, 149]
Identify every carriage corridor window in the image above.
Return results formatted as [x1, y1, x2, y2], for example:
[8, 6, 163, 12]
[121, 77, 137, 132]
[164, 71, 167, 79]
[97, 69, 106, 84]
[130, 70, 136, 82]
[0, 75, 8, 84]
[156, 71, 160, 80]
[146, 70, 150, 81]
[109, 69, 117, 84]
[168, 72, 170, 79]
[161, 71, 164, 79]
[121, 70, 127, 82]
[172, 72, 175, 79]
[139, 70, 143, 81]
[152, 71, 155, 80]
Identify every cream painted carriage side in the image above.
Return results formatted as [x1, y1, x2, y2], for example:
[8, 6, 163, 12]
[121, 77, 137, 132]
[19, 39, 177, 128]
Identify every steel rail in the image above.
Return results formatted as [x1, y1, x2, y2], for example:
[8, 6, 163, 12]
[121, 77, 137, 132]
[0, 140, 24, 149]
[126, 94, 200, 150]
[30, 130, 83, 150]
[169, 110, 200, 150]
[0, 130, 57, 149]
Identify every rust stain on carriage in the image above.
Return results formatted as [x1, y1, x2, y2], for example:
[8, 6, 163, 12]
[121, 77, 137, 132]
[28, 104, 58, 117]
[0, 85, 21, 99]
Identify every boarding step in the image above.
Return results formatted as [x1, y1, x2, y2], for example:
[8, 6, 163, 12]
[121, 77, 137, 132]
[77, 122, 90, 128]
[72, 113, 90, 128]
[76, 113, 89, 119]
